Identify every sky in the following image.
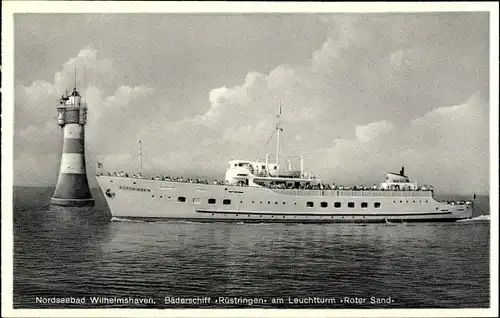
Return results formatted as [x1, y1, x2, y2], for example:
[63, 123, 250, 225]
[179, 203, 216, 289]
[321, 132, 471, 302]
[12, 11, 492, 195]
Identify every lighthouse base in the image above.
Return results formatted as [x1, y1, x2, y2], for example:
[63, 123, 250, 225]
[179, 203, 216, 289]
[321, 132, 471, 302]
[50, 197, 95, 207]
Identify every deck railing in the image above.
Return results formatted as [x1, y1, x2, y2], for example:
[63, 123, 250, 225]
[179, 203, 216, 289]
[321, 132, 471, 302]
[270, 189, 433, 197]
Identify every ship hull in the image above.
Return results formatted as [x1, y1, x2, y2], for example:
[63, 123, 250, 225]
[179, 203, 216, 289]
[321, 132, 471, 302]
[97, 176, 474, 223]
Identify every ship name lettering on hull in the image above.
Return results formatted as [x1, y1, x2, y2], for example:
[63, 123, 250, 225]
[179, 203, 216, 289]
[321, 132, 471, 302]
[119, 186, 151, 192]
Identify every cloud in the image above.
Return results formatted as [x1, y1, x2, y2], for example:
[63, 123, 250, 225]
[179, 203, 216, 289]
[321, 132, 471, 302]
[310, 93, 488, 193]
[13, 14, 489, 195]
[14, 47, 154, 185]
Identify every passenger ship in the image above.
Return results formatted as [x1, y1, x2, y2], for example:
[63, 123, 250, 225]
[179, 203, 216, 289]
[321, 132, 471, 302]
[96, 106, 474, 223]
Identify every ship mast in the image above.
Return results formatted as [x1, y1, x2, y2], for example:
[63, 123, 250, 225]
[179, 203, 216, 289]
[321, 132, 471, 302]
[138, 139, 143, 176]
[275, 99, 282, 167]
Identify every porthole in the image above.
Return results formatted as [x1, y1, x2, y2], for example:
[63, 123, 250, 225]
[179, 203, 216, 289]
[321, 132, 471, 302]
[306, 202, 314, 208]
[223, 199, 231, 205]
[321, 202, 328, 208]
[361, 202, 368, 208]
[133, 182, 136, 184]
[240, 201, 243, 203]
[348, 202, 355, 208]
[374, 202, 381, 208]
[177, 196, 186, 202]
[208, 198, 216, 204]
[334, 202, 341, 208]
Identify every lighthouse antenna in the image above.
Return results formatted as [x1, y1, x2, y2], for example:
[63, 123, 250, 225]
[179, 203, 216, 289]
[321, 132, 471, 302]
[83, 64, 86, 101]
[74, 64, 77, 89]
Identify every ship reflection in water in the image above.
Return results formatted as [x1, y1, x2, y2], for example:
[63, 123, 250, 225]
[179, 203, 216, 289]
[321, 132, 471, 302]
[13, 187, 490, 309]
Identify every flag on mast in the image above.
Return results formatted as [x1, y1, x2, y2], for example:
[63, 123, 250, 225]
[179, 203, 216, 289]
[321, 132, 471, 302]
[96, 162, 103, 169]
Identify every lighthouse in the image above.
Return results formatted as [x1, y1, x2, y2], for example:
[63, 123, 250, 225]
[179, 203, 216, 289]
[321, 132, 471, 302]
[50, 86, 94, 207]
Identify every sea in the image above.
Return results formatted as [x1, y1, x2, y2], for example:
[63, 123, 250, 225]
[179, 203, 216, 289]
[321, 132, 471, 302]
[12, 187, 491, 309]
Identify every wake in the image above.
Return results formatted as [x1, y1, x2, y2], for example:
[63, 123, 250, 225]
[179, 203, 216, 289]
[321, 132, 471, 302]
[457, 215, 490, 222]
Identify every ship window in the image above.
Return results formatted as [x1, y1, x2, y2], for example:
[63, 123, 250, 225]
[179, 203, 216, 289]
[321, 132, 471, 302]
[223, 199, 231, 205]
[374, 202, 381, 208]
[193, 198, 201, 204]
[321, 202, 328, 208]
[334, 202, 341, 208]
[348, 202, 355, 208]
[208, 198, 216, 204]
[306, 201, 314, 208]
[177, 196, 186, 202]
[361, 202, 368, 208]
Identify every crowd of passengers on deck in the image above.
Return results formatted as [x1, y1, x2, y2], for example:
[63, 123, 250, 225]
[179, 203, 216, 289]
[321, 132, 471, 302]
[253, 181, 433, 191]
[101, 171, 433, 192]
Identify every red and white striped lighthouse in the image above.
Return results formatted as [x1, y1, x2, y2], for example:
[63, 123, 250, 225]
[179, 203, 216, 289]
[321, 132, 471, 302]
[51, 87, 94, 206]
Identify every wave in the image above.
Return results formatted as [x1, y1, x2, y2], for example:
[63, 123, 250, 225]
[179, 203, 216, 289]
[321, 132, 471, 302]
[110, 217, 147, 223]
[457, 215, 490, 222]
